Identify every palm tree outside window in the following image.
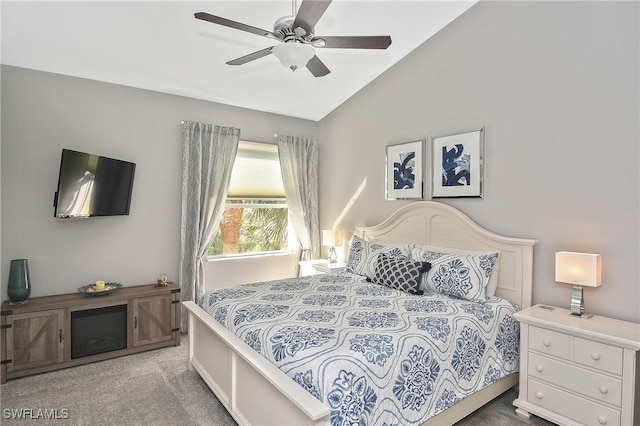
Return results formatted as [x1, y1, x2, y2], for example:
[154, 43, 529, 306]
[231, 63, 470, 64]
[208, 141, 292, 257]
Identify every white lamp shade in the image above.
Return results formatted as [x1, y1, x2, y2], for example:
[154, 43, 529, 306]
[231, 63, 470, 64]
[555, 251, 602, 287]
[272, 43, 314, 71]
[322, 230, 342, 246]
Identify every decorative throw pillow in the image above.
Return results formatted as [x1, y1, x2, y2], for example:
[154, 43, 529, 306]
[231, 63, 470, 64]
[344, 235, 414, 279]
[412, 245, 501, 298]
[370, 253, 430, 295]
[411, 247, 499, 302]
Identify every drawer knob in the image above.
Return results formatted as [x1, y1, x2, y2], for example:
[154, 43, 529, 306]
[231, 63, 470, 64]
[598, 416, 608, 424]
[591, 352, 601, 361]
[542, 339, 551, 347]
[535, 391, 543, 400]
[599, 385, 608, 394]
[535, 365, 544, 373]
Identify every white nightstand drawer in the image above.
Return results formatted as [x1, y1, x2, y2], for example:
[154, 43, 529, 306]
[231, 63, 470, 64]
[528, 379, 621, 426]
[528, 352, 622, 406]
[514, 305, 639, 426]
[529, 326, 571, 359]
[574, 337, 623, 375]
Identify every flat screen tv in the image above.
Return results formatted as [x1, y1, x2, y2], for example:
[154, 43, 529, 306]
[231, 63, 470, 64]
[53, 149, 136, 218]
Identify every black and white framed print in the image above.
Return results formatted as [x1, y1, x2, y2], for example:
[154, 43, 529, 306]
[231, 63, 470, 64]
[432, 128, 484, 198]
[385, 139, 424, 200]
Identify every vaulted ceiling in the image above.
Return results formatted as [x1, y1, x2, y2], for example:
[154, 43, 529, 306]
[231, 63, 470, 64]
[2, 1, 476, 121]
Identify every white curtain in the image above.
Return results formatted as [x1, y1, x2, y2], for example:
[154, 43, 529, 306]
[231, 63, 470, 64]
[179, 121, 240, 330]
[277, 135, 320, 261]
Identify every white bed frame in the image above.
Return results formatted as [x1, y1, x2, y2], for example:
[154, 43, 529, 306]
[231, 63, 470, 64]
[183, 201, 538, 426]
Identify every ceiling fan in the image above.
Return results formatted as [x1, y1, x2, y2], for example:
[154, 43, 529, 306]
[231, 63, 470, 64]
[195, 0, 392, 77]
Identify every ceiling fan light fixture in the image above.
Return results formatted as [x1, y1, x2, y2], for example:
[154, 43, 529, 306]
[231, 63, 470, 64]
[272, 42, 315, 72]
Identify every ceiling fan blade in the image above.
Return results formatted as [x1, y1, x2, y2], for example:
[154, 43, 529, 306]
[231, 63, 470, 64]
[226, 47, 274, 66]
[306, 55, 330, 78]
[195, 12, 275, 38]
[292, 0, 332, 36]
[314, 35, 392, 49]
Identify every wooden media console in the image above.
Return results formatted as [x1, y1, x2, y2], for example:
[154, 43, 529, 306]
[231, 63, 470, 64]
[1, 282, 180, 384]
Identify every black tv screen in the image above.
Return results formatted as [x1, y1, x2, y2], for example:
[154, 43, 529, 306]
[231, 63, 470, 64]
[53, 149, 136, 218]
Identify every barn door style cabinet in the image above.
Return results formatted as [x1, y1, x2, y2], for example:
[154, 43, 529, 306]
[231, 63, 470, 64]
[1, 283, 180, 384]
[132, 294, 177, 347]
[6, 309, 65, 374]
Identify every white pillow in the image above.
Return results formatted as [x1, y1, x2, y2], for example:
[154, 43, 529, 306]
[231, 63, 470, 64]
[413, 244, 501, 297]
[411, 245, 500, 302]
[344, 235, 414, 279]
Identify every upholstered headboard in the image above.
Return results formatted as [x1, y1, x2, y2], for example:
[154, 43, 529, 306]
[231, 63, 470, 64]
[356, 201, 538, 309]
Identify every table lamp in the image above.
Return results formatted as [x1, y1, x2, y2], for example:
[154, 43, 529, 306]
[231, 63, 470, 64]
[555, 251, 601, 317]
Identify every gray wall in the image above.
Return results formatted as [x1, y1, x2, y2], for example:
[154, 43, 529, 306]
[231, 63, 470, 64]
[1, 66, 319, 301]
[2, 1, 638, 324]
[318, 1, 639, 322]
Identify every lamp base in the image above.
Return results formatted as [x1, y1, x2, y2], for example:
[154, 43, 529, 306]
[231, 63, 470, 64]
[569, 284, 593, 318]
[327, 247, 337, 263]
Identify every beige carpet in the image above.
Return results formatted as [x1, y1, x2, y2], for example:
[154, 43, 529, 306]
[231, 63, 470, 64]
[0, 335, 553, 425]
[0, 337, 235, 426]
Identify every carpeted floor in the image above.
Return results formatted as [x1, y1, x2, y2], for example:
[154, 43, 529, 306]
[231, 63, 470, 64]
[0, 335, 554, 425]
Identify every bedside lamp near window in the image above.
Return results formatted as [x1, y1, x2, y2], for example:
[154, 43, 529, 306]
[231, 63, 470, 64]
[555, 251, 602, 318]
[322, 230, 342, 263]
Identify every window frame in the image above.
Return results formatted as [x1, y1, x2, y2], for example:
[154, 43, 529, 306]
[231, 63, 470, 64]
[207, 141, 294, 260]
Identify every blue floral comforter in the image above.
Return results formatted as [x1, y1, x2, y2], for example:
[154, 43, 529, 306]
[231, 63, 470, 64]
[198, 273, 520, 426]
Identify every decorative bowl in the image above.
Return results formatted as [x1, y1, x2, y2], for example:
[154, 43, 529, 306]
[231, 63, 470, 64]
[78, 282, 123, 296]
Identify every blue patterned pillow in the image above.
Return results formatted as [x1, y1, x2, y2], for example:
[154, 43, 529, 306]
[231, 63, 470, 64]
[344, 235, 415, 279]
[370, 253, 430, 295]
[411, 247, 499, 302]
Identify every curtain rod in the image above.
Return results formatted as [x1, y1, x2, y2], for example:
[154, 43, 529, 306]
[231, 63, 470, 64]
[181, 121, 283, 144]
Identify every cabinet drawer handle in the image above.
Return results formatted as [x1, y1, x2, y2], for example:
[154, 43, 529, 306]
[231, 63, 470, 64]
[535, 365, 544, 373]
[598, 416, 608, 424]
[598, 385, 608, 395]
[542, 339, 551, 347]
[591, 352, 601, 361]
[535, 391, 543, 400]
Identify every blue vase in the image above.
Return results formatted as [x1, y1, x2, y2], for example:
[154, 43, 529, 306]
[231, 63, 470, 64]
[7, 259, 31, 305]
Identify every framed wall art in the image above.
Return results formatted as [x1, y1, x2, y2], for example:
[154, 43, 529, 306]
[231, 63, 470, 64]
[385, 139, 424, 200]
[432, 128, 484, 198]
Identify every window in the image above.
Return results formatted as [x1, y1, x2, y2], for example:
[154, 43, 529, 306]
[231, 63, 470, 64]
[208, 141, 291, 257]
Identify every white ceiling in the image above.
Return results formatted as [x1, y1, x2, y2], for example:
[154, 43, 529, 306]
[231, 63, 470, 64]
[2, 1, 476, 121]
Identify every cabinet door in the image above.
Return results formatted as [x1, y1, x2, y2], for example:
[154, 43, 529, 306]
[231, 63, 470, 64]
[132, 295, 174, 347]
[6, 309, 65, 372]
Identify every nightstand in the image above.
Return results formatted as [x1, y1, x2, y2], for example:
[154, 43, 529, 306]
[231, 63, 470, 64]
[298, 260, 346, 276]
[312, 262, 346, 274]
[513, 304, 640, 426]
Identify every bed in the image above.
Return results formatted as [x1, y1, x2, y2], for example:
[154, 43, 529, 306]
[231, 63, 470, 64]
[183, 201, 538, 425]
